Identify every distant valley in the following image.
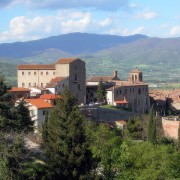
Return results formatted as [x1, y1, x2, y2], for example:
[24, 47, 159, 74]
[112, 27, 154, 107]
[0, 33, 180, 86]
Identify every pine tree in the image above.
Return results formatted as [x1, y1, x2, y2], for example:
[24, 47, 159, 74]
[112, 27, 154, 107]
[42, 87, 93, 179]
[96, 80, 105, 102]
[12, 99, 34, 132]
[148, 106, 157, 144]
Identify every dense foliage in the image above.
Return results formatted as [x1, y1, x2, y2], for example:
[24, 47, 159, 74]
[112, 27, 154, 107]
[42, 88, 94, 179]
[0, 76, 179, 179]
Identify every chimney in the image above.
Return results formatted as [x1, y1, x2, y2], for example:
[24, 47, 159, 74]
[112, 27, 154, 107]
[114, 70, 118, 78]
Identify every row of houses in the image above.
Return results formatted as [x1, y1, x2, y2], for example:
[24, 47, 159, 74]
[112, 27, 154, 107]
[8, 57, 151, 133]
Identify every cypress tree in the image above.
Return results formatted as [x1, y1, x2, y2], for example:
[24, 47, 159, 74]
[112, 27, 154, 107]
[148, 106, 157, 144]
[42, 87, 93, 179]
[96, 80, 105, 102]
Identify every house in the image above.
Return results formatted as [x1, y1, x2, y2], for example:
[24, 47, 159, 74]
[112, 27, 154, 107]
[18, 58, 86, 104]
[8, 87, 30, 100]
[26, 98, 53, 133]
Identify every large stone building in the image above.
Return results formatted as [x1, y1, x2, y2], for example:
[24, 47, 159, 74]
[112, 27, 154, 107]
[87, 69, 150, 114]
[18, 58, 86, 104]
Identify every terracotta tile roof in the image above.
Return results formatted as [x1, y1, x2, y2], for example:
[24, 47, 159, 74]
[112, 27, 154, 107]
[46, 77, 68, 88]
[130, 68, 142, 73]
[87, 76, 115, 82]
[115, 120, 127, 125]
[56, 58, 79, 64]
[18, 64, 55, 70]
[8, 87, 30, 92]
[26, 99, 53, 109]
[40, 94, 61, 100]
[115, 100, 128, 104]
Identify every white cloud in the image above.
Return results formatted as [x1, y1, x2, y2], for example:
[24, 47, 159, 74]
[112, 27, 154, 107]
[122, 26, 145, 35]
[134, 11, 158, 20]
[170, 26, 180, 36]
[0, 10, 114, 42]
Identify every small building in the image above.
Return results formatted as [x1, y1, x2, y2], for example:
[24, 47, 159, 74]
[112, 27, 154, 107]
[26, 98, 53, 133]
[8, 87, 30, 100]
[115, 120, 127, 129]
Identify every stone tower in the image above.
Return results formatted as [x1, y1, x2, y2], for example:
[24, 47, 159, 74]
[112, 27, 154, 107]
[128, 68, 143, 82]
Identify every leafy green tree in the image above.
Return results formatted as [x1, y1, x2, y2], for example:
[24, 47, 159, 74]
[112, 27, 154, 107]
[178, 122, 180, 151]
[125, 116, 143, 140]
[90, 123, 122, 179]
[42, 87, 94, 179]
[118, 141, 180, 180]
[96, 80, 105, 102]
[148, 106, 157, 144]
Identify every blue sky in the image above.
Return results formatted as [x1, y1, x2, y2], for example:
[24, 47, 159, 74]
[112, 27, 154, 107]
[0, 0, 180, 43]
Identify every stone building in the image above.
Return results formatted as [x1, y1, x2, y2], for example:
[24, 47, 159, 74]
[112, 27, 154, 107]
[87, 69, 150, 114]
[18, 58, 86, 104]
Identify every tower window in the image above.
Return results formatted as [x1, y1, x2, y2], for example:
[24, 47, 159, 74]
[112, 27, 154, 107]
[46, 72, 48, 75]
[41, 72, 43, 75]
[75, 73, 77, 81]
[22, 72, 24, 75]
[34, 72, 36, 75]
[28, 72, 31, 75]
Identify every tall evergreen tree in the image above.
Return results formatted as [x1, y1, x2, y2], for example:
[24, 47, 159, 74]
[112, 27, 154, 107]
[148, 106, 157, 144]
[96, 80, 105, 102]
[12, 99, 34, 132]
[42, 87, 93, 179]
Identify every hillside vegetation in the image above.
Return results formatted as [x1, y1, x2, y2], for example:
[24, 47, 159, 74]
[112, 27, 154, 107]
[0, 33, 180, 84]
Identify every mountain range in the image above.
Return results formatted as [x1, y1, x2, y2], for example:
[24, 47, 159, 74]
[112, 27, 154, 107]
[0, 32, 180, 85]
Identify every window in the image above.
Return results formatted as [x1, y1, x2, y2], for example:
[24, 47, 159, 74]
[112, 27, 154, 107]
[119, 90, 121, 94]
[125, 89, 127, 94]
[41, 72, 43, 75]
[22, 72, 24, 75]
[46, 72, 48, 75]
[34, 72, 36, 75]
[33, 83, 36, 87]
[90, 93, 93, 97]
[116, 91, 118, 95]
[78, 83, 80, 90]
[53, 72, 55, 75]
[22, 83, 25, 87]
[41, 83, 43, 87]
[29, 83, 31, 87]
[28, 72, 31, 75]
[43, 110, 46, 115]
[138, 88, 141, 94]
[75, 73, 77, 81]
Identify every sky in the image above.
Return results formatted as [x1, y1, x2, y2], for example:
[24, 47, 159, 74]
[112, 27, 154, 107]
[0, 0, 180, 43]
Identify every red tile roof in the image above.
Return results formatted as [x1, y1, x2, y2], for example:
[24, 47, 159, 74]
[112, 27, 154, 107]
[56, 58, 79, 64]
[115, 100, 128, 104]
[87, 76, 116, 82]
[40, 94, 61, 100]
[8, 87, 30, 92]
[46, 77, 68, 88]
[18, 64, 55, 70]
[115, 120, 127, 125]
[26, 99, 53, 109]
[131, 68, 142, 73]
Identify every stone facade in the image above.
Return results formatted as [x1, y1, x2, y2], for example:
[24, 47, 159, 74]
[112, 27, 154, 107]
[87, 69, 150, 114]
[18, 58, 86, 104]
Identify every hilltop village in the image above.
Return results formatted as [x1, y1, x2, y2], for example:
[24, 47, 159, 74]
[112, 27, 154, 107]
[7, 57, 179, 138]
